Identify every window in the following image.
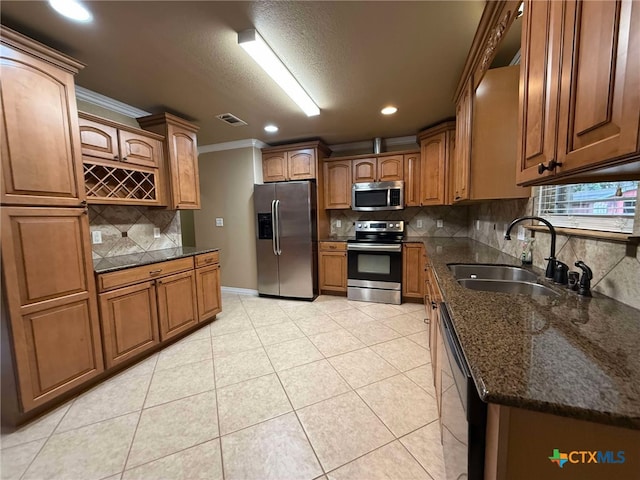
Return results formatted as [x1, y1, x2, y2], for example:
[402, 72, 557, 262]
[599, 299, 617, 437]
[535, 181, 638, 233]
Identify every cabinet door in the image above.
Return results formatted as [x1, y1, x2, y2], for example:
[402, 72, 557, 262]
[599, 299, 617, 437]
[156, 270, 198, 341]
[99, 281, 159, 368]
[166, 124, 200, 209]
[78, 117, 120, 162]
[119, 130, 163, 169]
[263, 153, 287, 182]
[352, 159, 377, 183]
[403, 153, 421, 207]
[0, 44, 84, 206]
[556, 0, 640, 174]
[287, 149, 316, 180]
[516, 0, 563, 185]
[324, 161, 352, 209]
[196, 264, 222, 322]
[319, 251, 347, 292]
[420, 132, 447, 206]
[453, 80, 472, 201]
[402, 243, 424, 299]
[1, 207, 103, 411]
[378, 155, 404, 181]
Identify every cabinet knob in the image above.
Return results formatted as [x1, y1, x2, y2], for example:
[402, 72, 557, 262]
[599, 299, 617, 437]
[537, 159, 562, 174]
[80, 200, 87, 206]
[122, 156, 128, 162]
[113, 155, 119, 160]
[455, 196, 461, 200]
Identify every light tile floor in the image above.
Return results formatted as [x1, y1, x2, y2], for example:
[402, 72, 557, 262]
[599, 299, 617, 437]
[0, 294, 445, 480]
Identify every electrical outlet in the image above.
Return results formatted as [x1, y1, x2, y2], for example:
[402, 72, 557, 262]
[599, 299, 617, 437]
[417, 219, 423, 228]
[215, 217, 224, 227]
[476, 220, 481, 230]
[91, 230, 102, 244]
[336, 219, 342, 228]
[517, 226, 526, 241]
[436, 219, 444, 228]
[153, 227, 161, 239]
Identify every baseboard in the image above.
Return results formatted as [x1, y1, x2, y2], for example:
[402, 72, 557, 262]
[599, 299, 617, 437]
[221, 286, 259, 296]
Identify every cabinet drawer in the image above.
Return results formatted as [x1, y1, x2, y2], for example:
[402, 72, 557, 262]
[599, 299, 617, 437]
[97, 257, 194, 292]
[195, 251, 219, 268]
[319, 241, 347, 252]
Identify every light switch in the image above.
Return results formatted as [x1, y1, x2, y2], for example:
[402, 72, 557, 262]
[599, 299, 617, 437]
[336, 220, 342, 228]
[417, 219, 423, 228]
[436, 219, 444, 228]
[153, 227, 161, 238]
[216, 218, 224, 227]
[92, 230, 102, 244]
[476, 220, 481, 230]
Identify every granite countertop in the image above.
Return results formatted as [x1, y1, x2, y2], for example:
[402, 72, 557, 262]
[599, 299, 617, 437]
[319, 237, 431, 243]
[93, 246, 219, 274]
[420, 237, 640, 429]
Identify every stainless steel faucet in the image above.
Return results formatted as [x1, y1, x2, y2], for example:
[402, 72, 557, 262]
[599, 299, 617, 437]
[504, 216, 557, 279]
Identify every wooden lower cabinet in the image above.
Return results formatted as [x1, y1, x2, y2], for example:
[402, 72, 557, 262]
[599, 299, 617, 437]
[196, 264, 222, 322]
[99, 281, 159, 368]
[319, 242, 347, 293]
[156, 270, 198, 341]
[402, 243, 425, 300]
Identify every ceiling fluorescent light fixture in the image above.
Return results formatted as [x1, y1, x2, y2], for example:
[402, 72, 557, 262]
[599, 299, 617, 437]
[49, 0, 92, 23]
[238, 29, 320, 117]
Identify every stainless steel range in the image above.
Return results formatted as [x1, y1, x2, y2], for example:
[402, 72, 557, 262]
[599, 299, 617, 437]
[347, 220, 404, 305]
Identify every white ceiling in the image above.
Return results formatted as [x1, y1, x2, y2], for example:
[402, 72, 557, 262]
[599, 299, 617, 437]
[1, 1, 486, 147]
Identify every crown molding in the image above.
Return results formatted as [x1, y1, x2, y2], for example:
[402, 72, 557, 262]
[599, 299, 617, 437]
[75, 86, 151, 118]
[329, 135, 417, 153]
[198, 138, 268, 154]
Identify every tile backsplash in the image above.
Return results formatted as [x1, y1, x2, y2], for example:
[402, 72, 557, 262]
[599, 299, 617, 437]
[89, 205, 182, 259]
[467, 198, 640, 310]
[330, 206, 469, 237]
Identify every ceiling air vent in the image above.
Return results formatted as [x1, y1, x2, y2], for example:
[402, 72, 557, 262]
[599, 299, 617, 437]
[216, 113, 248, 127]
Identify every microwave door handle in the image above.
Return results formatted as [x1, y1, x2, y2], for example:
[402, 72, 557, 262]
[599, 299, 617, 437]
[275, 199, 282, 255]
[271, 200, 277, 256]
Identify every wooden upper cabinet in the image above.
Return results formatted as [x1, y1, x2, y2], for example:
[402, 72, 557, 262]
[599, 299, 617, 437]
[287, 149, 316, 180]
[138, 113, 201, 209]
[263, 153, 287, 182]
[404, 152, 421, 207]
[1, 30, 85, 207]
[556, 0, 640, 174]
[78, 115, 162, 169]
[353, 155, 404, 183]
[420, 132, 447, 206]
[324, 160, 352, 209]
[517, 0, 640, 185]
[516, 0, 563, 184]
[353, 158, 377, 183]
[378, 155, 404, 181]
[453, 81, 472, 202]
[261, 143, 327, 183]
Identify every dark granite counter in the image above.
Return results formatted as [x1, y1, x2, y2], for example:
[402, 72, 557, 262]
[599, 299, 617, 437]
[93, 246, 219, 274]
[421, 237, 640, 430]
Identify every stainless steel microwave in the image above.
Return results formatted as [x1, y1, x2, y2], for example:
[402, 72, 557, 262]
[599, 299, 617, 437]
[352, 181, 404, 211]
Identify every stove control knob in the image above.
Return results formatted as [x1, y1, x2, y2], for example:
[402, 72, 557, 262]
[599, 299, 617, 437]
[357, 223, 361, 228]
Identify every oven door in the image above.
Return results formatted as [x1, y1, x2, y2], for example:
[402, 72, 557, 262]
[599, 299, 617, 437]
[347, 243, 402, 287]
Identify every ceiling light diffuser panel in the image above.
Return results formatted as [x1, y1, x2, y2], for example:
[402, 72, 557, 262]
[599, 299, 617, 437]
[238, 29, 320, 117]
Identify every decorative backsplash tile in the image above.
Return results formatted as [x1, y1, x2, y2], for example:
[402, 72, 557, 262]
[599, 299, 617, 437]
[89, 205, 182, 259]
[467, 198, 640, 310]
[329, 206, 469, 237]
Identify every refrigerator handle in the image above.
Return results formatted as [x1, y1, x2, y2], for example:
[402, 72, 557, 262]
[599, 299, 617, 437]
[271, 200, 278, 256]
[275, 199, 282, 255]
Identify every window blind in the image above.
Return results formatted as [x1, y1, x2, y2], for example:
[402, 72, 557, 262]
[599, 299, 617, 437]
[535, 181, 637, 233]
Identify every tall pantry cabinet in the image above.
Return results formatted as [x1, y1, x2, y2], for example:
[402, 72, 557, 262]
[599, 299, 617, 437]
[1, 29, 104, 422]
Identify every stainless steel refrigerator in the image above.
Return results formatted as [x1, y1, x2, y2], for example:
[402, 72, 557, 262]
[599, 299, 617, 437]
[254, 181, 317, 299]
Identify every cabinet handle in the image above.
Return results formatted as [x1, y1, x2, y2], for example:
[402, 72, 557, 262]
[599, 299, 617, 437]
[431, 301, 437, 310]
[122, 156, 128, 162]
[455, 196, 461, 200]
[149, 269, 163, 275]
[329, 245, 336, 249]
[82, 208, 88, 215]
[157, 279, 163, 285]
[113, 155, 119, 160]
[537, 159, 562, 175]
[205, 258, 214, 263]
[80, 200, 87, 206]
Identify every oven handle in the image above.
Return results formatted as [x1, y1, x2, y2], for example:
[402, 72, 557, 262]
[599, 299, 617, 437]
[347, 243, 402, 252]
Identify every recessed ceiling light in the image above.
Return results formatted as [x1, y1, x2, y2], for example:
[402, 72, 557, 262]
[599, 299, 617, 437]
[381, 106, 398, 115]
[49, 0, 93, 23]
[264, 125, 279, 133]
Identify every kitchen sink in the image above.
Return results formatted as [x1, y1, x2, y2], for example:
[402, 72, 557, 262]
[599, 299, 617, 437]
[448, 263, 538, 283]
[457, 278, 559, 297]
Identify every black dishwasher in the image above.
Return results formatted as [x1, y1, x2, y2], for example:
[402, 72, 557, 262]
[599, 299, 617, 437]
[440, 303, 487, 480]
